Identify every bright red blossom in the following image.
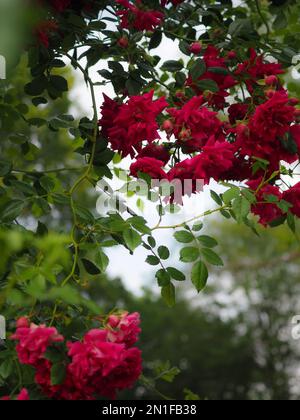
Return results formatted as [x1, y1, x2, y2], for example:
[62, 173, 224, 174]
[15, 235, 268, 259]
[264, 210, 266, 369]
[116, 0, 164, 32]
[106, 312, 141, 348]
[283, 183, 300, 218]
[130, 157, 168, 180]
[11, 323, 63, 366]
[99, 91, 168, 157]
[10, 314, 142, 400]
[167, 96, 223, 152]
[247, 178, 283, 226]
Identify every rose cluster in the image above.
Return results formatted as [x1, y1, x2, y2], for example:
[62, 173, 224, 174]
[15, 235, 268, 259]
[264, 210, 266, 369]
[99, 46, 300, 226]
[7, 312, 142, 400]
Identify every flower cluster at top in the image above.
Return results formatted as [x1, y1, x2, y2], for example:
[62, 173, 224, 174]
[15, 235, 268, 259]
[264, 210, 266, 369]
[4, 312, 142, 400]
[99, 46, 300, 227]
[34, 0, 184, 48]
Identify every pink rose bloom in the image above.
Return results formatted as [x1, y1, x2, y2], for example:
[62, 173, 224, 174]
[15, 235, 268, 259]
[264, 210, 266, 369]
[106, 312, 141, 348]
[11, 321, 64, 366]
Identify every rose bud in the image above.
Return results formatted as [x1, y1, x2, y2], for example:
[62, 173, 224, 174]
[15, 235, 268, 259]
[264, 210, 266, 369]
[118, 36, 129, 48]
[189, 42, 202, 55]
[162, 119, 174, 133]
[227, 50, 237, 60]
[265, 75, 278, 86]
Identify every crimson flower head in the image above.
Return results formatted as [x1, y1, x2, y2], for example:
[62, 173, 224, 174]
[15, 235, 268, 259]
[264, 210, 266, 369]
[130, 157, 168, 180]
[236, 48, 284, 94]
[67, 328, 142, 399]
[186, 46, 237, 109]
[137, 143, 170, 164]
[250, 91, 296, 143]
[116, 0, 164, 32]
[168, 96, 223, 152]
[99, 91, 168, 157]
[193, 140, 235, 185]
[247, 178, 283, 226]
[106, 312, 141, 348]
[283, 182, 300, 218]
[11, 321, 64, 366]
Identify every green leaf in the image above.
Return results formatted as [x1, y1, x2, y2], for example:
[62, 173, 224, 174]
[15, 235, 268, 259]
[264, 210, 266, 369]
[190, 59, 206, 80]
[161, 282, 176, 307]
[0, 360, 13, 379]
[74, 204, 94, 224]
[180, 247, 200, 263]
[222, 187, 240, 205]
[232, 196, 251, 224]
[174, 231, 194, 243]
[0, 200, 24, 222]
[158, 246, 170, 260]
[197, 235, 218, 248]
[201, 248, 224, 266]
[123, 229, 142, 252]
[149, 31, 162, 49]
[95, 250, 109, 272]
[146, 255, 160, 266]
[49, 75, 68, 93]
[192, 222, 203, 232]
[167, 267, 186, 281]
[81, 258, 101, 275]
[51, 363, 66, 386]
[0, 160, 12, 177]
[40, 176, 55, 192]
[161, 60, 184, 72]
[210, 190, 223, 206]
[287, 212, 296, 233]
[191, 261, 208, 293]
[197, 79, 219, 93]
[148, 236, 156, 248]
[156, 269, 171, 287]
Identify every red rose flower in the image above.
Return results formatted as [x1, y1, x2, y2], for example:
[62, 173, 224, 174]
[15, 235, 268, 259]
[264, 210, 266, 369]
[116, 0, 164, 32]
[68, 329, 142, 399]
[106, 312, 141, 348]
[193, 140, 235, 184]
[137, 143, 170, 164]
[187, 46, 237, 109]
[228, 103, 249, 125]
[168, 96, 223, 152]
[11, 321, 64, 366]
[130, 157, 168, 179]
[283, 182, 300, 218]
[250, 91, 296, 142]
[100, 91, 168, 157]
[236, 48, 284, 94]
[247, 178, 283, 226]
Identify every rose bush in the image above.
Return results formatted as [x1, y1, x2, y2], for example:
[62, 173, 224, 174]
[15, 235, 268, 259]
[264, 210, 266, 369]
[0, 0, 300, 400]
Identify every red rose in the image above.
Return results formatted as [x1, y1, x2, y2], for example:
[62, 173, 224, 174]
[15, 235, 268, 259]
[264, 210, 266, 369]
[283, 182, 300, 218]
[137, 143, 170, 164]
[11, 322, 64, 366]
[100, 91, 168, 157]
[116, 0, 164, 32]
[130, 157, 168, 179]
[247, 178, 283, 226]
[189, 42, 202, 55]
[168, 96, 223, 152]
[106, 312, 141, 348]
[236, 48, 284, 94]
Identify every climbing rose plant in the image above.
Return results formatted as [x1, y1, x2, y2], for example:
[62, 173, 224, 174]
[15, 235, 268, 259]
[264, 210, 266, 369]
[0, 0, 300, 400]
